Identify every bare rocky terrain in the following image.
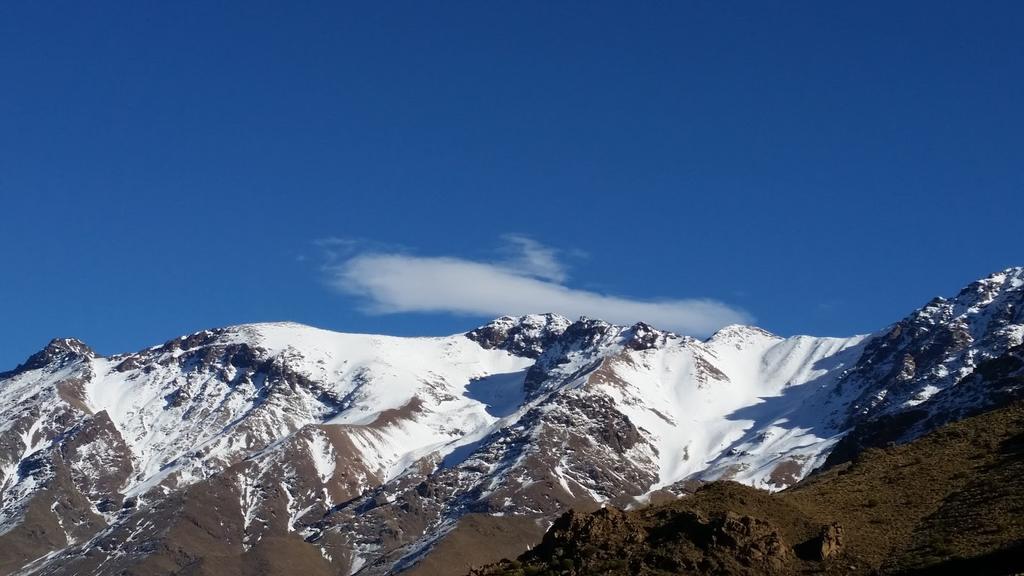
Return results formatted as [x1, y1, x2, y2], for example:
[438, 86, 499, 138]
[471, 399, 1024, 575]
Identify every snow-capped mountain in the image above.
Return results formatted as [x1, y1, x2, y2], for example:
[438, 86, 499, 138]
[1, 268, 1022, 576]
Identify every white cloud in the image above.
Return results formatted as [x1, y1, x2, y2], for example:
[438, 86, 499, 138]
[327, 237, 752, 336]
[499, 233, 568, 283]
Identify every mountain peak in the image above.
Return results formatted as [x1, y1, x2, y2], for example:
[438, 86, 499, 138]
[706, 324, 780, 345]
[622, 321, 679, 350]
[7, 337, 95, 375]
[43, 337, 94, 358]
[466, 313, 571, 358]
[957, 267, 1024, 297]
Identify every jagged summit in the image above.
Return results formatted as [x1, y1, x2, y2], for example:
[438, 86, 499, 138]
[837, 266, 1024, 429]
[706, 324, 781, 345]
[622, 321, 681, 350]
[966, 266, 1024, 289]
[466, 313, 571, 358]
[951, 266, 1024, 305]
[4, 336, 95, 376]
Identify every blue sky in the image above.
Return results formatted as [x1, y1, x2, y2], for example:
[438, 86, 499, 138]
[2, 2, 1022, 369]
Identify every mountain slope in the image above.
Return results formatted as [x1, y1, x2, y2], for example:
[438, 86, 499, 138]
[470, 399, 1024, 575]
[0, 322, 546, 574]
[0, 268, 1021, 575]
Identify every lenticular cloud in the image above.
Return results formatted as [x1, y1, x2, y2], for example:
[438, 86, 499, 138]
[327, 237, 751, 336]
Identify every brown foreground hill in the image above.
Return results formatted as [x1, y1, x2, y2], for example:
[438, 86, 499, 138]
[469, 401, 1024, 576]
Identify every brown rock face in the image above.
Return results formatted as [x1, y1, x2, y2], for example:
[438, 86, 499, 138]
[714, 512, 789, 570]
[474, 500, 793, 575]
[542, 507, 646, 552]
[818, 523, 843, 560]
[795, 523, 843, 561]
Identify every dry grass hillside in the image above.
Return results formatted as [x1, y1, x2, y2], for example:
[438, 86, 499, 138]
[469, 402, 1024, 575]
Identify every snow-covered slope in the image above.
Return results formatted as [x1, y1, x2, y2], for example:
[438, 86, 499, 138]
[0, 323, 542, 574]
[1, 268, 1022, 576]
[82, 323, 534, 497]
[598, 325, 868, 491]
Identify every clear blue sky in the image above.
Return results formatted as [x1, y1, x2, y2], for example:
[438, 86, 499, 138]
[2, 2, 1022, 370]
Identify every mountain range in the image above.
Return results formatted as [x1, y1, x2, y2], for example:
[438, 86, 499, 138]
[1, 267, 1022, 575]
